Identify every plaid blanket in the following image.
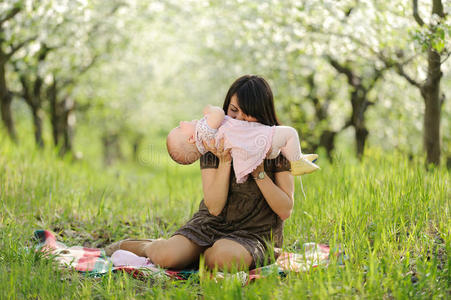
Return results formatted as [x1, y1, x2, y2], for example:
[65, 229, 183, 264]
[33, 230, 344, 285]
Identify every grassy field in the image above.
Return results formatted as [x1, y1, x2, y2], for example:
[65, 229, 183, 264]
[0, 132, 449, 299]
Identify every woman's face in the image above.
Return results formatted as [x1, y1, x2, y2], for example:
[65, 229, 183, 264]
[227, 94, 258, 122]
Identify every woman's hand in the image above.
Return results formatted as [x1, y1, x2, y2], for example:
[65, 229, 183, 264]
[202, 138, 231, 165]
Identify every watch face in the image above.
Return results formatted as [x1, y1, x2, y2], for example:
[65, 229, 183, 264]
[258, 171, 265, 179]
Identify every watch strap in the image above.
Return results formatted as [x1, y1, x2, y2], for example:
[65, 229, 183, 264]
[253, 171, 265, 180]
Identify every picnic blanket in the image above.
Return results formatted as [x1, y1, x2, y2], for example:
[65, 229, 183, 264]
[33, 230, 345, 285]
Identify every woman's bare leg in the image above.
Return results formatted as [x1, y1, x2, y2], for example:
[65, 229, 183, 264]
[117, 239, 155, 257]
[120, 235, 206, 269]
[203, 239, 253, 271]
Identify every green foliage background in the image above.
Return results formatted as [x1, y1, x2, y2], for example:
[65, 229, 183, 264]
[1, 0, 450, 298]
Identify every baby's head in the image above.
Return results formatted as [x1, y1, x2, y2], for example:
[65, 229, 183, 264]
[167, 120, 202, 165]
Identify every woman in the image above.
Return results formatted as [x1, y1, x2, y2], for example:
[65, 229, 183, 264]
[107, 75, 294, 270]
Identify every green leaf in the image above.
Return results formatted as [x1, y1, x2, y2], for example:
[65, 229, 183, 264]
[432, 40, 445, 53]
[435, 27, 445, 40]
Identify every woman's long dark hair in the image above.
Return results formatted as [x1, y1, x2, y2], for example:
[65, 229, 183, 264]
[222, 75, 280, 126]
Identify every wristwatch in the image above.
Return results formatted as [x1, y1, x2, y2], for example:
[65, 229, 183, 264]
[253, 171, 265, 180]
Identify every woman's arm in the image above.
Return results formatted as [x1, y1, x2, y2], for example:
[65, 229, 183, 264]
[251, 164, 294, 220]
[201, 138, 231, 216]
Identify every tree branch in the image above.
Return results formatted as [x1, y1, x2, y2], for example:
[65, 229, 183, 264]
[33, 43, 52, 98]
[440, 51, 450, 64]
[306, 73, 325, 120]
[6, 36, 37, 60]
[10, 90, 22, 99]
[0, 6, 20, 27]
[395, 63, 422, 89]
[365, 74, 381, 92]
[413, 0, 425, 26]
[366, 65, 391, 91]
[61, 54, 100, 88]
[378, 54, 422, 89]
[326, 56, 357, 86]
[87, 2, 126, 40]
[340, 119, 353, 132]
[36, 43, 53, 61]
[308, 25, 381, 57]
[79, 54, 100, 75]
[11, 61, 28, 99]
[18, 75, 33, 107]
[432, 0, 445, 18]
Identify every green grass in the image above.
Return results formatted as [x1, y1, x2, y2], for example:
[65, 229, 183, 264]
[0, 132, 449, 299]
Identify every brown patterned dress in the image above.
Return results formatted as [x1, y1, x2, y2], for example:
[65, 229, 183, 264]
[173, 151, 291, 267]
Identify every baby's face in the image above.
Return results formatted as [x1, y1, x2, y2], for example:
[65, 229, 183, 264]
[170, 120, 197, 147]
[167, 120, 201, 164]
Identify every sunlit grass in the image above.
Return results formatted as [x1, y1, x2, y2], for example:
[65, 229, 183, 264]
[0, 132, 449, 299]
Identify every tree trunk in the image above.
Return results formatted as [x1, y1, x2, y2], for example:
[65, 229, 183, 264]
[18, 75, 45, 148]
[319, 130, 337, 161]
[326, 58, 383, 159]
[60, 102, 75, 156]
[31, 106, 44, 148]
[48, 78, 76, 156]
[421, 49, 442, 165]
[355, 126, 369, 158]
[49, 79, 60, 147]
[0, 63, 17, 142]
[102, 132, 122, 166]
[351, 89, 370, 159]
[132, 134, 144, 162]
[0, 93, 16, 142]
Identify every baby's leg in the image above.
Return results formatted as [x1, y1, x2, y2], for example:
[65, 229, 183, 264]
[270, 126, 319, 175]
[269, 126, 302, 161]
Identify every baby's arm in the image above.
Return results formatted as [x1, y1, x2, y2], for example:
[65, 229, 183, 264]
[203, 105, 225, 130]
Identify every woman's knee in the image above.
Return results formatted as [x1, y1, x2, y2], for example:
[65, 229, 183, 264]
[144, 239, 179, 268]
[204, 240, 252, 270]
[144, 236, 203, 269]
[204, 247, 222, 269]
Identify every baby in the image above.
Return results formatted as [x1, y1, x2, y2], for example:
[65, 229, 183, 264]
[167, 105, 319, 183]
